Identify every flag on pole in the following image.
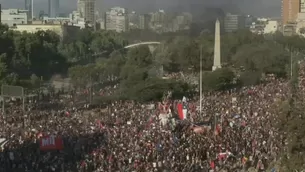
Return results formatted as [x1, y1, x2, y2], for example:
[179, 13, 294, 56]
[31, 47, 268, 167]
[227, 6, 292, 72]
[177, 97, 188, 120]
[182, 102, 187, 119]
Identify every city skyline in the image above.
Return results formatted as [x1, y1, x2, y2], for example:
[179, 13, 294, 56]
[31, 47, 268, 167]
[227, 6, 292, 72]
[0, 0, 281, 17]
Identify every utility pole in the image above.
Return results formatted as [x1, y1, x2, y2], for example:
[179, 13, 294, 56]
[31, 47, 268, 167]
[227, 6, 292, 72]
[89, 52, 93, 105]
[0, 4, 2, 23]
[93, 1, 97, 32]
[199, 45, 203, 116]
[89, 51, 97, 105]
[31, 0, 34, 21]
[91, 1, 96, 105]
[290, 50, 293, 78]
[89, 74, 92, 104]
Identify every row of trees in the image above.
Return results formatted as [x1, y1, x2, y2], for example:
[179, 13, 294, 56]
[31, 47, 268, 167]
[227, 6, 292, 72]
[0, 24, 128, 89]
[67, 29, 305, 101]
[67, 28, 305, 100]
[68, 45, 193, 102]
[275, 51, 305, 171]
[1, 22, 305, 99]
[0, 24, 68, 86]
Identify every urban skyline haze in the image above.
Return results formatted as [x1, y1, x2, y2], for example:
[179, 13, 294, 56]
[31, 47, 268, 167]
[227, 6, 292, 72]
[0, 0, 281, 17]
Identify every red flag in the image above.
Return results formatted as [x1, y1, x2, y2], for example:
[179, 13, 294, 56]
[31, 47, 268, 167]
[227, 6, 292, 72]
[210, 161, 215, 169]
[177, 103, 184, 120]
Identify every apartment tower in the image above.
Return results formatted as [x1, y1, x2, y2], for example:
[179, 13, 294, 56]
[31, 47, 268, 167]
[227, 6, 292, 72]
[105, 7, 129, 32]
[25, 0, 34, 20]
[77, 0, 95, 24]
[282, 0, 300, 25]
[48, 0, 59, 17]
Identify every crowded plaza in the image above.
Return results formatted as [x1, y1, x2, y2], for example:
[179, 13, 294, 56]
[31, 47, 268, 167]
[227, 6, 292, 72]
[0, 64, 300, 172]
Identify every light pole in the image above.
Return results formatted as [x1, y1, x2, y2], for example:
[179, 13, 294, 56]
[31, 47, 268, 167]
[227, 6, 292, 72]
[291, 50, 293, 78]
[199, 45, 203, 116]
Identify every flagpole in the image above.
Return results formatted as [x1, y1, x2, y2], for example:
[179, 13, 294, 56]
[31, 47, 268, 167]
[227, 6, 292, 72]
[199, 45, 203, 116]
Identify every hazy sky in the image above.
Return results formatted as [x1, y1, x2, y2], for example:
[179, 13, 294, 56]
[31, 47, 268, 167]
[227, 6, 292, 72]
[0, 0, 281, 17]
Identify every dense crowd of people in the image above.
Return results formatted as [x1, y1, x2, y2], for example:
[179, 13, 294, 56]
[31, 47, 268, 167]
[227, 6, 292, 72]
[0, 64, 303, 172]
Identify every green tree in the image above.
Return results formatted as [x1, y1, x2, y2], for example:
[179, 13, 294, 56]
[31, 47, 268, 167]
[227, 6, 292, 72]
[104, 51, 126, 77]
[238, 71, 262, 86]
[121, 45, 153, 80]
[119, 77, 192, 102]
[0, 54, 7, 79]
[90, 30, 127, 57]
[30, 74, 40, 88]
[202, 68, 236, 91]
[277, 61, 305, 171]
[232, 42, 289, 77]
[68, 64, 97, 90]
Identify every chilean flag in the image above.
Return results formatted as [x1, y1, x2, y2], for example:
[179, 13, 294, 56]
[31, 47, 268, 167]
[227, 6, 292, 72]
[177, 97, 188, 120]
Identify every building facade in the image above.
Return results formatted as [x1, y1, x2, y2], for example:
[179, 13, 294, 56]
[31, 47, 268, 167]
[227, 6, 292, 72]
[12, 24, 63, 35]
[48, 0, 60, 18]
[150, 9, 166, 26]
[282, 0, 300, 25]
[296, 12, 305, 36]
[139, 14, 150, 30]
[24, 0, 33, 20]
[263, 20, 279, 34]
[224, 13, 245, 32]
[77, 0, 85, 18]
[11, 24, 81, 41]
[105, 7, 128, 32]
[1, 9, 28, 27]
[77, 0, 95, 24]
[129, 11, 138, 25]
[245, 15, 255, 28]
[43, 17, 70, 24]
[301, 0, 305, 12]
[172, 13, 192, 31]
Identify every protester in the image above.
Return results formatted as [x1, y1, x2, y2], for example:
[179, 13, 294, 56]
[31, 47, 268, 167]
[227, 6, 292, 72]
[0, 65, 299, 172]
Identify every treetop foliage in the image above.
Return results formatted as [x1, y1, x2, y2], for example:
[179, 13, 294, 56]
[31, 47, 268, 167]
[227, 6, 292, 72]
[1, 22, 305, 100]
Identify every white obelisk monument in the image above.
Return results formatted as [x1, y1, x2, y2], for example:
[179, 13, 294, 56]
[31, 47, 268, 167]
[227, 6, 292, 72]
[212, 19, 221, 71]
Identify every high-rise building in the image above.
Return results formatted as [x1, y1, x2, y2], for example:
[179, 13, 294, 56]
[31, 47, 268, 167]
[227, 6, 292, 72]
[77, 0, 95, 24]
[170, 13, 192, 32]
[301, 0, 305, 12]
[150, 9, 166, 26]
[282, 0, 300, 25]
[95, 0, 104, 18]
[105, 7, 128, 32]
[224, 13, 245, 32]
[139, 14, 150, 30]
[25, 0, 33, 20]
[77, 0, 85, 18]
[1, 9, 28, 26]
[245, 15, 255, 28]
[48, 0, 59, 18]
[128, 11, 139, 27]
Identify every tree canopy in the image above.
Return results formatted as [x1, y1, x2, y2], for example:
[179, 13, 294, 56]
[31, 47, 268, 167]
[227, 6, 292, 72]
[1, 22, 305, 99]
[0, 24, 68, 86]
